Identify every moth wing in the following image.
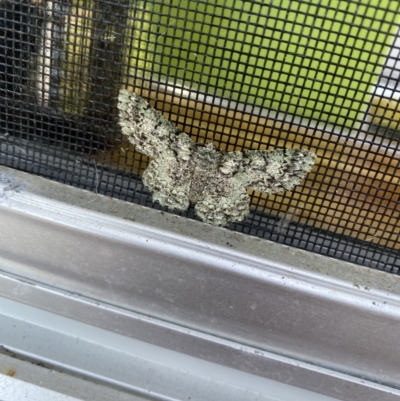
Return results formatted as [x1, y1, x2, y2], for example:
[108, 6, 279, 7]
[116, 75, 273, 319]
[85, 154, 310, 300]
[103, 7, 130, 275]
[194, 187, 250, 226]
[142, 158, 191, 211]
[226, 148, 315, 194]
[118, 90, 194, 159]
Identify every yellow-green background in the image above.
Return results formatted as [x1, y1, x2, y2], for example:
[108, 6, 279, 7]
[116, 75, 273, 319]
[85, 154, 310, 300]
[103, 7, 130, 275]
[147, 0, 400, 127]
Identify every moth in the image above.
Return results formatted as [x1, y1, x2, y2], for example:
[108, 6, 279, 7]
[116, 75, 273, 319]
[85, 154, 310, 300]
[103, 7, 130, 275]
[118, 89, 316, 226]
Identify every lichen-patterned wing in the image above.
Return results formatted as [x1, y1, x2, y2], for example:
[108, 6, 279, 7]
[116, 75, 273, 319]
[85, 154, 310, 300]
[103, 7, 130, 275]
[118, 89, 193, 158]
[194, 180, 250, 226]
[142, 154, 192, 211]
[221, 148, 316, 194]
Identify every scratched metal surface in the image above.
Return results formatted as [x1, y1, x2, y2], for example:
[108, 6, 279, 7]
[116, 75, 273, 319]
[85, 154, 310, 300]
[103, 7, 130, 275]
[0, 166, 400, 400]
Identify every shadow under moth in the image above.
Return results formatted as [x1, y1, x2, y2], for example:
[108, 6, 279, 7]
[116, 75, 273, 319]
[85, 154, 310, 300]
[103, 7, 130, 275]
[118, 90, 316, 226]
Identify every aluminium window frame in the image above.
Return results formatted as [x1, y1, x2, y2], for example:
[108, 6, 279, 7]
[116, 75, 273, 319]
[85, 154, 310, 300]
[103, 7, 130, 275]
[0, 165, 400, 401]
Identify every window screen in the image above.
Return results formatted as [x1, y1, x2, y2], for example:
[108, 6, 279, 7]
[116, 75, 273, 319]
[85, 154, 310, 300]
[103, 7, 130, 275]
[1, 0, 400, 272]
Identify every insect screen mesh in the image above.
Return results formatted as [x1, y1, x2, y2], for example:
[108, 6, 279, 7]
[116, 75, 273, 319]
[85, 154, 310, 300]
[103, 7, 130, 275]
[1, 0, 400, 272]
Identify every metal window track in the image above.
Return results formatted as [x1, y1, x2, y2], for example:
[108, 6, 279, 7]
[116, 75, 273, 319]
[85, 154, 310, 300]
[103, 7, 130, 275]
[0, 166, 400, 401]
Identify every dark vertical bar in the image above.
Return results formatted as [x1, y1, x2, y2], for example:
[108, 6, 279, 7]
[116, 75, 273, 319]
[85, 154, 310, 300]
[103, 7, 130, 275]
[85, 0, 129, 137]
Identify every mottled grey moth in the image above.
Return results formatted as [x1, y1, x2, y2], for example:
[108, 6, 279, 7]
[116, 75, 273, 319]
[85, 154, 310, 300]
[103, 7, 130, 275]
[118, 89, 316, 226]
